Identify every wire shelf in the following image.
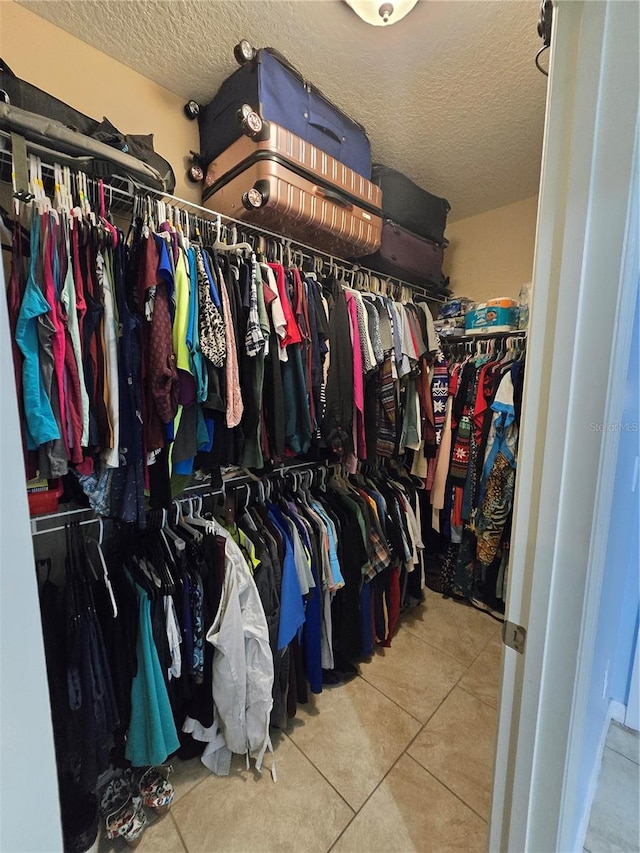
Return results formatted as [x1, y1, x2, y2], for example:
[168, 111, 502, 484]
[440, 329, 527, 342]
[28, 460, 326, 534]
[0, 132, 448, 303]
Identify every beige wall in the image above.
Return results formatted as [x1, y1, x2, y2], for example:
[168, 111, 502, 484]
[444, 195, 538, 302]
[0, 1, 200, 202]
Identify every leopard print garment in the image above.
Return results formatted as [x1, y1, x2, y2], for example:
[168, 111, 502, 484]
[475, 452, 515, 566]
[195, 248, 226, 368]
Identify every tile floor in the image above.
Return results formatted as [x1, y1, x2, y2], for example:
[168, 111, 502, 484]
[584, 721, 640, 853]
[100, 588, 503, 853]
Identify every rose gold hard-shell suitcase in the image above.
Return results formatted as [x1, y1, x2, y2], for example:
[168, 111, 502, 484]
[201, 122, 382, 258]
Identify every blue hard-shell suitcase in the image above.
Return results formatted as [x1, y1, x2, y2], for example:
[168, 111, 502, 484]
[195, 44, 371, 179]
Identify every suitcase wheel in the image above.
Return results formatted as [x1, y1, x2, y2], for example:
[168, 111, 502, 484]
[184, 100, 200, 120]
[234, 39, 257, 66]
[242, 187, 265, 210]
[243, 181, 270, 210]
[187, 151, 205, 183]
[238, 104, 264, 137]
[188, 164, 204, 183]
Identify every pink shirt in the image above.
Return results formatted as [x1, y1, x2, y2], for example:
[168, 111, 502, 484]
[219, 272, 244, 428]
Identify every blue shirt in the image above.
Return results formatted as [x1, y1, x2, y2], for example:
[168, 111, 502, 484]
[268, 505, 305, 650]
[15, 213, 60, 449]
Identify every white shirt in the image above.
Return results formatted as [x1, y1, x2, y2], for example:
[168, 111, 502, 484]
[184, 528, 274, 775]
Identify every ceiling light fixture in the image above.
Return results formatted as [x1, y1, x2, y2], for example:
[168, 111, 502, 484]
[344, 0, 419, 27]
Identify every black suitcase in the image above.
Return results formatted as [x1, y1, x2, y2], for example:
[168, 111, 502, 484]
[0, 59, 176, 192]
[372, 164, 450, 245]
[360, 220, 449, 292]
[192, 41, 371, 179]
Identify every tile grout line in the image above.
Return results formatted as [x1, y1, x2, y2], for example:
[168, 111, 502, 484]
[168, 810, 190, 853]
[400, 609, 500, 669]
[447, 626, 505, 711]
[327, 666, 471, 853]
[354, 608, 492, 722]
[456, 681, 499, 712]
[163, 607, 490, 853]
[404, 752, 490, 825]
[602, 744, 640, 767]
[355, 672, 426, 725]
[167, 597, 499, 853]
[326, 744, 410, 852]
[282, 730, 357, 816]
[399, 623, 492, 669]
[356, 606, 500, 734]
[399, 643, 500, 827]
[604, 730, 640, 765]
[285, 649, 459, 853]
[173, 772, 211, 805]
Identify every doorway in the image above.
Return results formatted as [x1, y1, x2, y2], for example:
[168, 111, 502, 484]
[490, 2, 640, 851]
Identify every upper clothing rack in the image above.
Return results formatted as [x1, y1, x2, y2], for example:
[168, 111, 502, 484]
[0, 133, 447, 304]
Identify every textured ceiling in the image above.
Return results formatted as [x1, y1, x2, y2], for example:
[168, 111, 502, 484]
[19, 0, 547, 221]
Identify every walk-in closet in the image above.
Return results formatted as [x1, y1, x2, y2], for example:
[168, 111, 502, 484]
[1, 2, 638, 853]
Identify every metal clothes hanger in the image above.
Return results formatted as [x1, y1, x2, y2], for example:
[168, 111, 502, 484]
[213, 219, 253, 256]
[156, 508, 179, 566]
[164, 501, 187, 551]
[85, 517, 118, 618]
[184, 495, 217, 533]
[175, 498, 204, 541]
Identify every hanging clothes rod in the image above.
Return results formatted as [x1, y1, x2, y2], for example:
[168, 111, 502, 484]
[30, 501, 106, 536]
[29, 460, 326, 535]
[128, 186, 448, 303]
[0, 137, 447, 304]
[440, 329, 527, 343]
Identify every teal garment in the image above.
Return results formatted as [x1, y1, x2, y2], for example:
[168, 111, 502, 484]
[15, 212, 59, 449]
[125, 583, 180, 766]
[187, 247, 208, 403]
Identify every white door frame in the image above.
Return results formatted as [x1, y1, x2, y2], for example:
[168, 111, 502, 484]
[489, 1, 640, 851]
[0, 255, 63, 848]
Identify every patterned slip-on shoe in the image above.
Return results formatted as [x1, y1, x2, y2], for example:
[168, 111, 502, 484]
[103, 794, 147, 848]
[136, 765, 175, 817]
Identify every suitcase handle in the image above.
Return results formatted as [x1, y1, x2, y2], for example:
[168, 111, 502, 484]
[308, 120, 343, 146]
[314, 186, 353, 210]
[257, 47, 368, 137]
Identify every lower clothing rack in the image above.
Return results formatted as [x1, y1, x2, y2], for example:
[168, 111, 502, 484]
[29, 460, 327, 537]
